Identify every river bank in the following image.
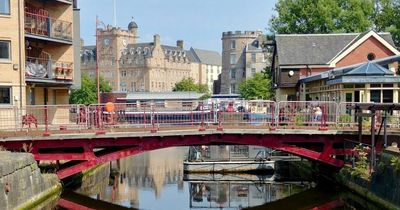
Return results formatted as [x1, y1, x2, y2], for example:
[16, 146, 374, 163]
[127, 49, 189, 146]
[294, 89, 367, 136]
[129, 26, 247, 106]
[337, 145, 400, 210]
[0, 151, 61, 210]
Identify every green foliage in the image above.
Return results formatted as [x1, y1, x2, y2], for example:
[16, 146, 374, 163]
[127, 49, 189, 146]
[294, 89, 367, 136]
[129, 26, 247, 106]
[239, 72, 274, 100]
[390, 156, 400, 173]
[269, 0, 374, 34]
[339, 114, 352, 123]
[172, 77, 210, 99]
[351, 145, 371, 179]
[294, 114, 305, 126]
[374, 0, 400, 46]
[69, 74, 112, 105]
[269, 0, 400, 46]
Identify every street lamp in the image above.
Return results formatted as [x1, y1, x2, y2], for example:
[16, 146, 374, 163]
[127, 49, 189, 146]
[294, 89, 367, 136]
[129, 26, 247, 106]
[95, 16, 106, 104]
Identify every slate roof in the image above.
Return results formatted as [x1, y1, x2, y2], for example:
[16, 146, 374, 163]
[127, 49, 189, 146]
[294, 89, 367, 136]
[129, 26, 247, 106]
[275, 32, 396, 65]
[299, 55, 400, 85]
[190, 48, 222, 66]
[125, 43, 198, 62]
[122, 92, 204, 100]
[346, 62, 393, 76]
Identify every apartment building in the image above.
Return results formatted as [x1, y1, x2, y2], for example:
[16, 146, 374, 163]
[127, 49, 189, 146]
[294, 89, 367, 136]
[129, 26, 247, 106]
[0, 0, 80, 107]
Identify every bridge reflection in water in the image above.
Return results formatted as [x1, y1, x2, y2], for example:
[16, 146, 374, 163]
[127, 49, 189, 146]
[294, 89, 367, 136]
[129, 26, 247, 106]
[51, 147, 379, 210]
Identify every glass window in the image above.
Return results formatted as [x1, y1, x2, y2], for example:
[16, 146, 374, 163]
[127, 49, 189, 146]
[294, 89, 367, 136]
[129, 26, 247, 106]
[230, 54, 236, 65]
[251, 53, 256, 63]
[0, 40, 10, 60]
[230, 69, 236, 79]
[251, 68, 256, 76]
[0, 0, 10, 15]
[230, 40, 236, 49]
[0, 87, 11, 104]
[383, 90, 393, 103]
[370, 90, 381, 103]
[230, 84, 236, 93]
[370, 84, 381, 88]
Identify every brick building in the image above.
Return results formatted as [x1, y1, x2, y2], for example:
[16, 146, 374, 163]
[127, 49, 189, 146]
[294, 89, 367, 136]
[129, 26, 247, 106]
[272, 30, 400, 101]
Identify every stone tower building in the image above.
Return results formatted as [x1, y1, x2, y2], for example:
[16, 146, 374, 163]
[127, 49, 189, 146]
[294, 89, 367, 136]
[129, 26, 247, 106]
[81, 20, 222, 93]
[220, 31, 267, 94]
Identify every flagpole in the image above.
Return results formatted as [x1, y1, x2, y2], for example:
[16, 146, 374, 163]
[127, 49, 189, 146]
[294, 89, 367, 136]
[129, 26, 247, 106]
[96, 15, 100, 104]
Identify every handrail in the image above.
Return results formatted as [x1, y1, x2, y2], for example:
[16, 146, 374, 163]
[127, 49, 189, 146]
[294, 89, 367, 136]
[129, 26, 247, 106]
[0, 101, 399, 135]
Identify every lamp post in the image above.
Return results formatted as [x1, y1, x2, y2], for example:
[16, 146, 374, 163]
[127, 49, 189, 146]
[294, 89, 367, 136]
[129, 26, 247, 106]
[96, 16, 100, 104]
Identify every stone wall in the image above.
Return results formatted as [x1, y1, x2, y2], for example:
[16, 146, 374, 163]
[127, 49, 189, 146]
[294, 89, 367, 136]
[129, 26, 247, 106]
[0, 152, 61, 210]
[338, 145, 400, 210]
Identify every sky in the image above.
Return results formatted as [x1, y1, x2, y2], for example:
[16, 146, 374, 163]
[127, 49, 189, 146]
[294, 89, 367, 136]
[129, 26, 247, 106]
[78, 0, 277, 52]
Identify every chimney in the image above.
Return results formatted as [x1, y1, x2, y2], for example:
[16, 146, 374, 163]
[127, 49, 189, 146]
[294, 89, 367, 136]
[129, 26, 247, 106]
[154, 34, 160, 46]
[177, 40, 184, 49]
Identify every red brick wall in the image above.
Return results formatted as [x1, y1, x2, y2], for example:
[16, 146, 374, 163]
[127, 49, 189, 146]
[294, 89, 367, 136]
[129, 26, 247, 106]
[100, 93, 127, 103]
[336, 36, 395, 68]
[299, 67, 333, 78]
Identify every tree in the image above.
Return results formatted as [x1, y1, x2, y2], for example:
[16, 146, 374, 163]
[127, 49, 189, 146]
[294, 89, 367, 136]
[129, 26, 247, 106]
[374, 0, 400, 46]
[173, 77, 210, 99]
[239, 73, 274, 100]
[69, 74, 112, 105]
[269, 0, 375, 34]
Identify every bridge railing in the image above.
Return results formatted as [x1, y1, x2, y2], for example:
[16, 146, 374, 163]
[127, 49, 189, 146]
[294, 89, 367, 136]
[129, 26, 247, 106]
[17, 104, 87, 133]
[337, 102, 400, 130]
[217, 100, 276, 128]
[3, 100, 400, 135]
[276, 101, 337, 129]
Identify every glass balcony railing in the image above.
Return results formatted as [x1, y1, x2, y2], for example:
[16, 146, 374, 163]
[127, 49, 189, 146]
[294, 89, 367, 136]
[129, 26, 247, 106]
[25, 12, 72, 42]
[26, 57, 73, 81]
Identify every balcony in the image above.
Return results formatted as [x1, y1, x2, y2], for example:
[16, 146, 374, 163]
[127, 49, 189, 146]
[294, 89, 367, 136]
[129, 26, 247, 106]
[26, 57, 73, 83]
[25, 11, 72, 43]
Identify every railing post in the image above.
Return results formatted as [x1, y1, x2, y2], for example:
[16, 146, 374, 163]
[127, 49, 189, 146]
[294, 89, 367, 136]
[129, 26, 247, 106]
[43, 105, 50, 136]
[95, 105, 105, 135]
[269, 102, 276, 131]
[319, 104, 328, 131]
[199, 102, 206, 131]
[150, 103, 158, 133]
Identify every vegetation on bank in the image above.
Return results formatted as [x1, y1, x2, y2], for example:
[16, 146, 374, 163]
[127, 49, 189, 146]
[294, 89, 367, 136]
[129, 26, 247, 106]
[173, 77, 210, 99]
[69, 74, 112, 105]
[238, 72, 274, 100]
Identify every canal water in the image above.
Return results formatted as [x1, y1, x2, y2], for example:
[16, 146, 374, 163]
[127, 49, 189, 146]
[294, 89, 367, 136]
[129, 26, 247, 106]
[43, 147, 383, 210]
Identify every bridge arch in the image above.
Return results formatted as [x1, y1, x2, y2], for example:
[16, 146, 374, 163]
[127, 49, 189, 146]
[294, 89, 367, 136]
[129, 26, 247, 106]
[0, 130, 358, 179]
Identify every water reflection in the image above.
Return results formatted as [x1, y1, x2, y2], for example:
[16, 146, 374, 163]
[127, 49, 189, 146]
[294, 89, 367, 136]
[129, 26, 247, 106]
[52, 147, 383, 210]
[189, 181, 312, 209]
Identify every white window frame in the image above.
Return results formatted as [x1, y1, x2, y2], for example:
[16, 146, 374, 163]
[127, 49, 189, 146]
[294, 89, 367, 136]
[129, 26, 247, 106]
[230, 40, 236, 49]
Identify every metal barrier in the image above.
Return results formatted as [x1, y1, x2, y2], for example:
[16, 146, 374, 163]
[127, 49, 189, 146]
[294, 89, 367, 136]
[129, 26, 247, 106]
[277, 101, 337, 129]
[20, 104, 87, 134]
[217, 100, 276, 128]
[3, 100, 400, 135]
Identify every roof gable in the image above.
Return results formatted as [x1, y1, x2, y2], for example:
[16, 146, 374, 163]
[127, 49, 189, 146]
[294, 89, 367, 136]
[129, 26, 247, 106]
[275, 31, 398, 66]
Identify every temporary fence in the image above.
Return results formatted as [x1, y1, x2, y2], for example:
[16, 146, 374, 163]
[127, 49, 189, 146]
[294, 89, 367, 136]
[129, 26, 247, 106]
[277, 101, 337, 129]
[2, 100, 400, 135]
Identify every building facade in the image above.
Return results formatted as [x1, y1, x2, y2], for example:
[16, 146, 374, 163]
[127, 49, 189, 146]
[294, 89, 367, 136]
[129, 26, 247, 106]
[189, 48, 222, 92]
[272, 30, 400, 101]
[81, 21, 221, 93]
[220, 31, 268, 94]
[0, 0, 80, 107]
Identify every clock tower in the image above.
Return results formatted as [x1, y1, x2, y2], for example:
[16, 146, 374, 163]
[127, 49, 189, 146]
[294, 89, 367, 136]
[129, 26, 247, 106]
[96, 20, 139, 91]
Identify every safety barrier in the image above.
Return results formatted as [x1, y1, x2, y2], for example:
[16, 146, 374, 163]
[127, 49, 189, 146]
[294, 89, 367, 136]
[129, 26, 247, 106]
[1, 100, 400, 135]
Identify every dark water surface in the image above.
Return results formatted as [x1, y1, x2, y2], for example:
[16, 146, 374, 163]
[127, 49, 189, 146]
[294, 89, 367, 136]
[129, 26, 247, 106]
[42, 147, 383, 210]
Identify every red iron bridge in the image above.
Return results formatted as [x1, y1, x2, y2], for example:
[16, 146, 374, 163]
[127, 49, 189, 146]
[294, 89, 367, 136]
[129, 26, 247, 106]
[0, 100, 399, 179]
